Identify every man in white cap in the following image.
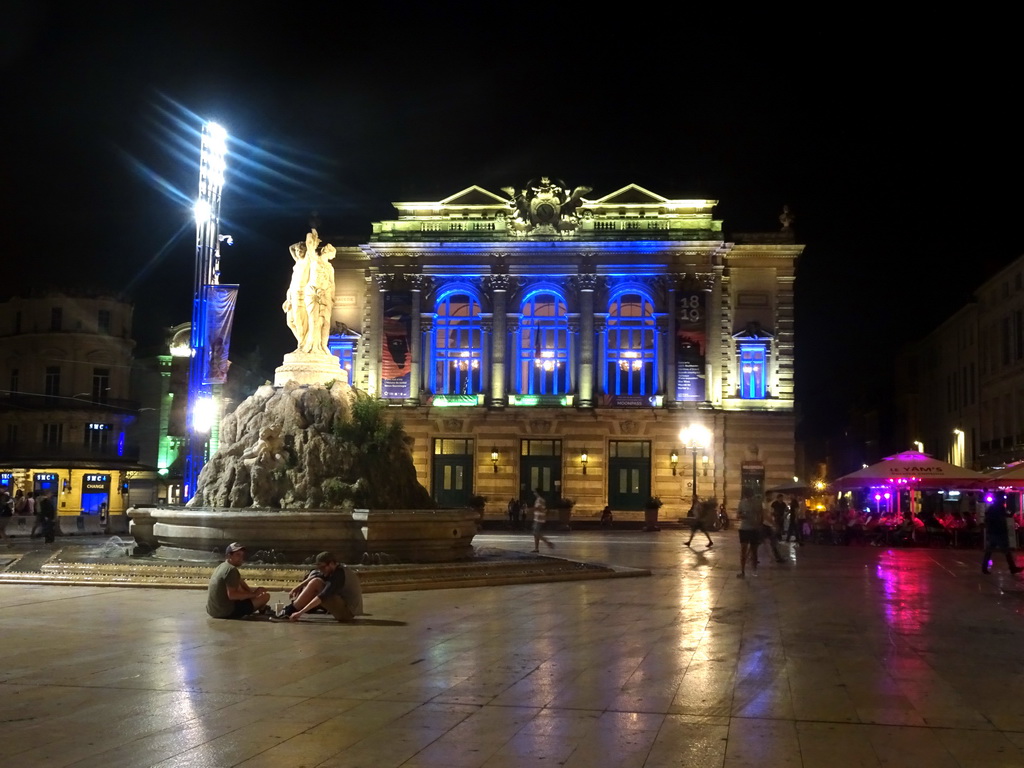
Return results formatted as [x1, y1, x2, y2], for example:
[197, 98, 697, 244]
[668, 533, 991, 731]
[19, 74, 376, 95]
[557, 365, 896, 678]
[206, 542, 271, 619]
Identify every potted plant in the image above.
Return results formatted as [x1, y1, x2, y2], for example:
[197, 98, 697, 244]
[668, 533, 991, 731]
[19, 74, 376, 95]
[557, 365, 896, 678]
[644, 496, 663, 531]
[554, 497, 575, 531]
[468, 495, 487, 522]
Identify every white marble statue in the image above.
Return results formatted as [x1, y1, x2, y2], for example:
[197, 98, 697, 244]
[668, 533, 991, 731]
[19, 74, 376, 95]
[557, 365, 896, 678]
[282, 233, 314, 348]
[274, 229, 343, 387]
[282, 228, 337, 355]
[302, 239, 337, 355]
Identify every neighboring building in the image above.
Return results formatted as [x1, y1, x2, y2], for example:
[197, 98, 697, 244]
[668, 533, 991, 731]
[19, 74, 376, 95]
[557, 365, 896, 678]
[329, 180, 803, 516]
[901, 255, 1024, 471]
[0, 291, 142, 524]
[131, 323, 191, 505]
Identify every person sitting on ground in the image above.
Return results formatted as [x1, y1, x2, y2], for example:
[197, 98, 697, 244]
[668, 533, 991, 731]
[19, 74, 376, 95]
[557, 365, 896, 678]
[600, 505, 614, 527]
[206, 542, 272, 619]
[279, 551, 363, 622]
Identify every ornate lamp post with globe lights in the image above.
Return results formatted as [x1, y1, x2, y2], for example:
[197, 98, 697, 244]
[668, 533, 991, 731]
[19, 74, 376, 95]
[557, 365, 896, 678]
[184, 122, 232, 502]
[679, 423, 711, 514]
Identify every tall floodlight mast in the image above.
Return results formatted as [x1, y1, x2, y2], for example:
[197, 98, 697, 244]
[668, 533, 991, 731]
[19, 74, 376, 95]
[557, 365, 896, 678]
[184, 121, 228, 502]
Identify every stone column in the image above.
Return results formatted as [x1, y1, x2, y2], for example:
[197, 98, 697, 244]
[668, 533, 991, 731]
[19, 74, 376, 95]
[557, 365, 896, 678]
[421, 317, 434, 396]
[707, 266, 724, 405]
[664, 278, 678, 408]
[369, 273, 391, 397]
[577, 274, 596, 408]
[406, 275, 434, 406]
[484, 274, 512, 409]
[406, 286, 422, 406]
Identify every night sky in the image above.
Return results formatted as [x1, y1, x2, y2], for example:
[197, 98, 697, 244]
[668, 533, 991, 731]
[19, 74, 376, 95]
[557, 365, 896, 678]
[2, 4, 1020, 454]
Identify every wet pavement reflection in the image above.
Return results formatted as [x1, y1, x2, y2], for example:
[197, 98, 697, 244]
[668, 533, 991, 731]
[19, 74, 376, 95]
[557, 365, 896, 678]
[2, 531, 1024, 766]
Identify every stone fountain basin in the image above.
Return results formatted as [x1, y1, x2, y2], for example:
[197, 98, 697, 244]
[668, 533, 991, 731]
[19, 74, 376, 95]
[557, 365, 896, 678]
[128, 507, 478, 564]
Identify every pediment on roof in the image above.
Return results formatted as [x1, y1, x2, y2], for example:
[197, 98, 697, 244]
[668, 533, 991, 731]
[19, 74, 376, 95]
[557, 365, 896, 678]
[440, 186, 509, 206]
[591, 184, 668, 205]
[732, 322, 774, 340]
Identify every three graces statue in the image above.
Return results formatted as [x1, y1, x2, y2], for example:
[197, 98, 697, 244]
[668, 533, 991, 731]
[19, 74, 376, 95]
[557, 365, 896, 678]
[283, 228, 336, 355]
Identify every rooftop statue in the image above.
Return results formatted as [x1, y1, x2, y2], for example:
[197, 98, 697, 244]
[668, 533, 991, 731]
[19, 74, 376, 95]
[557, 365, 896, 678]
[779, 204, 795, 232]
[502, 177, 592, 235]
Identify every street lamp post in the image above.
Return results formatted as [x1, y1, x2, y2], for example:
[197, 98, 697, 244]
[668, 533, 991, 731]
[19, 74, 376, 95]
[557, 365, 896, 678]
[679, 424, 711, 514]
[184, 122, 228, 502]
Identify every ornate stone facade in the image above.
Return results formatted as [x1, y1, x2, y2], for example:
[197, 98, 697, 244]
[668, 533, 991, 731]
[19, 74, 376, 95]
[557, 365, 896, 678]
[333, 182, 804, 517]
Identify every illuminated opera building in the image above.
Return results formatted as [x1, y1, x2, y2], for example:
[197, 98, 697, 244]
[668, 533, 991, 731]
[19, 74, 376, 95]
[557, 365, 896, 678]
[329, 180, 804, 517]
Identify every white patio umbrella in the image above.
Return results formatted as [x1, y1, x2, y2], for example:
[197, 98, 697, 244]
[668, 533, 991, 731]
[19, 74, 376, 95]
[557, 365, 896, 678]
[977, 462, 1024, 489]
[832, 451, 986, 490]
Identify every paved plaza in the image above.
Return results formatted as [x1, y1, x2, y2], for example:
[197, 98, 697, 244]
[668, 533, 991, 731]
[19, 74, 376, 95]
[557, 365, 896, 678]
[3, 531, 1024, 767]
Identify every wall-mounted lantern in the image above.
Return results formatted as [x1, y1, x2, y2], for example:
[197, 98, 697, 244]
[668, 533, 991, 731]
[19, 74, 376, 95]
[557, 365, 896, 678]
[491, 447, 499, 473]
[670, 450, 679, 476]
[580, 448, 589, 475]
[702, 454, 709, 476]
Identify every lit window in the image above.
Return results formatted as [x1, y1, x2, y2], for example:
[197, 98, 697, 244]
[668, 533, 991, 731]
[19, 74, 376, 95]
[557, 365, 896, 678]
[432, 293, 483, 395]
[517, 292, 569, 395]
[739, 344, 767, 399]
[328, 335, 357, 385]
[605, 291, 657, 397]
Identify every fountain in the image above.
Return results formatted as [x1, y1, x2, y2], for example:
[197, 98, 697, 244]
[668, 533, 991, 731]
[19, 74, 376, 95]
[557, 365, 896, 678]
[130, 230, 478, 563]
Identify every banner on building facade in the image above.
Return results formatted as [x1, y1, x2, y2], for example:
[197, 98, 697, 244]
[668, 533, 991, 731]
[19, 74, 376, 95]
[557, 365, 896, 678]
[675, 291, 707, 402]
[381, 291, 412, 399]
[203, 284, 239, 384]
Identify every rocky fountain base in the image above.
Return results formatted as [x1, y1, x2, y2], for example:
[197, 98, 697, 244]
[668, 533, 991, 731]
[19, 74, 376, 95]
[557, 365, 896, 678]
[129, 507, 479, 563]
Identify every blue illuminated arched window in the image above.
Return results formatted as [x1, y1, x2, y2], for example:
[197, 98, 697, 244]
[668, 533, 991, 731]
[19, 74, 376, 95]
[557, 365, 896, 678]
[433, 293, 483, 395]
[605, 291, 657, 397]
[517, 292, 569, 395]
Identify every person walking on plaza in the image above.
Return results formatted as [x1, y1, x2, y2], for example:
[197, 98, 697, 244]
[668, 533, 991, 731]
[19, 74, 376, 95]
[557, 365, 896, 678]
[531, 488, 554, 552]
[27, 491, 40, 537]
[981, 496, 1023, 575]
[771, 493, 788, 537]
[685, 500, 714, 548]
[786, 496, 805, 545]
[37, 489, 57, 543]
[0, 488, 12, 543]
[736, 487, 762, 578]
[761, 502, 787, 563]
[206, 542, 272, 619]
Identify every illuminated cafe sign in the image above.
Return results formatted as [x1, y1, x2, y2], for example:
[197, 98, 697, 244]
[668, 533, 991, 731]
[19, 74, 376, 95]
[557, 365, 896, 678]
[83, 474, 111, 492]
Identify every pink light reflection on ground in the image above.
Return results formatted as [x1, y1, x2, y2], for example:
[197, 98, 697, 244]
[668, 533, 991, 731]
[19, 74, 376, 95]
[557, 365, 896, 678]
[875, 549, 931, 636]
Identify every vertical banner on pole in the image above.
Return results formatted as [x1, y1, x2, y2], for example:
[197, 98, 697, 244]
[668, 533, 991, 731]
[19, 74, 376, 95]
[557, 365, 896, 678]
[202, 284, 239, 384]
[381, 291, 412, 399]
[675, 291, 707, 401]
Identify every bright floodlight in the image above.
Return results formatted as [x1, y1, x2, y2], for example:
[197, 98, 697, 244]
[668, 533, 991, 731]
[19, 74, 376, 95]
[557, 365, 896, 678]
[206, 121, 227, 145]
[193, 199, 212, 224]
[192, 396, 217, 433]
